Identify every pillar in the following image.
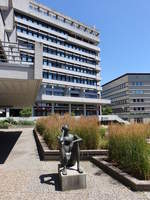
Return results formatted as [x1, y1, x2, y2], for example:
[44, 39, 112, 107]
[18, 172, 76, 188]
[99, 105, 102, 115]
[80, 89, 85, 97]
[52, 85, 54, 96]
[96, 105, 99, 116]
[69, 104, 71, 115]
[51, 103, 54, 114]
[84, 104, 86, 116]
[6, 108, 10, 118]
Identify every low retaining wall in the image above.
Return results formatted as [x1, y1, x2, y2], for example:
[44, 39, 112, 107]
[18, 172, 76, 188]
[91, 156, 150, 191]
[34, 130, 108, 161]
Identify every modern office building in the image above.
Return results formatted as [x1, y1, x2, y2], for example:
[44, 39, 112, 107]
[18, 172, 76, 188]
[0, 0, 109, 117]
[102, 73, 150, 123]
[0, 0, 42, 117]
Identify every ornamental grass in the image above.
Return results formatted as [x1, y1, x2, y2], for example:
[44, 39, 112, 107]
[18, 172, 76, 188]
[108, 124, 150, 180]
[36, 114, 101, 150]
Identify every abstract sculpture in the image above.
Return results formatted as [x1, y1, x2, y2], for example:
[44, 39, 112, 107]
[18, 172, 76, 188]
[58, 125, 83, 175]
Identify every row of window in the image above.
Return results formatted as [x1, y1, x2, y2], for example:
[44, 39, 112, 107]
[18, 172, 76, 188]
[17, 26, 97, 65]
[131, 90, 144, 94]
[133, 99, 144, 103]
[112, 107, 128, 113]
[28, 4, 98, 37]
[43, 46, 96, 65]
[21, 54, 34, 62]
[16, 13, 97, 54]
[43, 85, 98, 98]
[102, 83, 126, 95]
[18, 40, 34, 50]
[43, 59, 97, 75]
[132, 82, 143, 86]
[103, 91, 127, 100]
[111, 99, 127, 106]
[20, 53, 97, 76]
[133, 107, 145, 111]
[43, 71, 97, 86]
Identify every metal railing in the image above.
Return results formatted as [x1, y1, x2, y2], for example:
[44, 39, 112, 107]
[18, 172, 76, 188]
[0, 41, 34, 65]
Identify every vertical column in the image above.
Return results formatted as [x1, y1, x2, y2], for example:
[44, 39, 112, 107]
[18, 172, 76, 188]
[69, 104, 71, 115]
[84, 104, 86, 116]
[80, 89, 85, 97]
[99, 105, 102, 115]
[52, 85, 54, 96]
[68, 87, 71, 96]
[6, 108, 10, 118]
[51, 103, 54, 114]
[34, 42, 43, 80]
[96, 105, 99, 116]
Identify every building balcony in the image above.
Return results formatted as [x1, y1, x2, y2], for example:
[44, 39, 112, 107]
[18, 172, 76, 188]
[17, 32, 99, 62]
[67, 36, 100, 52]
[28, 7, 99, 43]
[43, 65, 98, 79]
[40, 94, 110, 105]
[43, 79, 98, 90]
[15, 17, 100, 57]
[43, 52, 98, 70]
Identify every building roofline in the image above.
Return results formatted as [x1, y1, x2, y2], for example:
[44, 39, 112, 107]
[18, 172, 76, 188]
[102, 73, 150, 87]
[30, 0, 99, 35]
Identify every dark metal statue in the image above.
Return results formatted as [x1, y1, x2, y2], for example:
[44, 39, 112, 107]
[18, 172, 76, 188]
[58, 125, 83, 175]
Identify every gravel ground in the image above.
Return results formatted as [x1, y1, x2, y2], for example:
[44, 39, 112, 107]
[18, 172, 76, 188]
[0, 128, 150, 200]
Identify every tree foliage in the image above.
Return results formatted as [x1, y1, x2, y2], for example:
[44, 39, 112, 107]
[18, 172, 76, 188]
[102, 106, 112, 115]
[20, 107, 32, 117]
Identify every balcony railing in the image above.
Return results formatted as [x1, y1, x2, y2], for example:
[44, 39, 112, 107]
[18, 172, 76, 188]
[0, 41, 33, 65]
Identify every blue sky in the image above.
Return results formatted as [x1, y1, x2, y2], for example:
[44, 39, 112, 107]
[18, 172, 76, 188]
[39, 0, 150, 84]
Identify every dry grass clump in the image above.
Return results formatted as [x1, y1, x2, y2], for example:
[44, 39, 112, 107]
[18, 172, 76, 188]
[36, 114, 101, 150]
[108, 124, 150, 180]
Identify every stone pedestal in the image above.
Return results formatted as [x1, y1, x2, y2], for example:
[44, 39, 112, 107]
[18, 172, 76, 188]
[58, 165, 86, 191]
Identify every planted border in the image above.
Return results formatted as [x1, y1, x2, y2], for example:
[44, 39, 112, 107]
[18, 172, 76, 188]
[91, 156, 150, 191]
[34, 129, 108, 161]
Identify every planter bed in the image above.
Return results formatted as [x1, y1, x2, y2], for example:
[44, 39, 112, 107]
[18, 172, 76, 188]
[91, 156, 150, 191]
[34, 129, 108, 161]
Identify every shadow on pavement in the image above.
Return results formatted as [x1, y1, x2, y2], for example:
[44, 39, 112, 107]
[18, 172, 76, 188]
[0, 131, 21, 164]
[39, 173, 61, 191]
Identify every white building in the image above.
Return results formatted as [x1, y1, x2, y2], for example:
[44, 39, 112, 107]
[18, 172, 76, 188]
[0, 0, 110, 117]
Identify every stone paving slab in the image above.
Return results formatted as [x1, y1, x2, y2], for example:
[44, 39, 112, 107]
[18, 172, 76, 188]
[0, 128, 150, 200]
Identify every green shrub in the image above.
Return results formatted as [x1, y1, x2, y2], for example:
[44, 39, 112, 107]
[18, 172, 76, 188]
[18, 120, 34, 126]
[3, 118, 17, 125]
[20, 107, 32, 117]
[99, 138, 108, 149]
[109, 124, 150, 180]
[99, 127, 106, 138]
[0, 121, 9, 129]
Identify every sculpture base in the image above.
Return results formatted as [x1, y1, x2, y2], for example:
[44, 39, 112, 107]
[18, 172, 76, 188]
[58, 164, 86, 191]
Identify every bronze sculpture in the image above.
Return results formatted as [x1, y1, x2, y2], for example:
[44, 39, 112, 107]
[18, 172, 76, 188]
[58, 125, 83, 175]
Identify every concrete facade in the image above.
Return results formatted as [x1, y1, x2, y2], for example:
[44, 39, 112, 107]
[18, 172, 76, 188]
[0, 0, 42, 113]
[102, 73, 150, 123]
[0, 0, 110, 117]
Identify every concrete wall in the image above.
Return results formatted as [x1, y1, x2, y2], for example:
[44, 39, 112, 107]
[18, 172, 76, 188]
[34, 42, 43, 80]
[0, 13, 5, 42]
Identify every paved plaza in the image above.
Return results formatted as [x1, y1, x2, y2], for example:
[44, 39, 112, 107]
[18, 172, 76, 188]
[0, 128, 150, 200]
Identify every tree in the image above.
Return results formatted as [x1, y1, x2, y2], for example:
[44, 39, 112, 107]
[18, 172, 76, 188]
[102, 106, 112, 115]
[20, 107, 32, 117]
